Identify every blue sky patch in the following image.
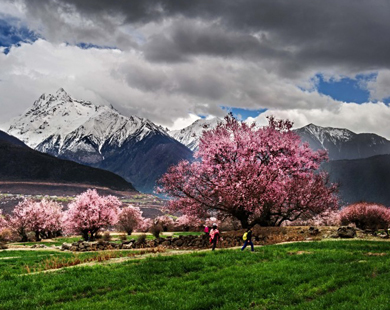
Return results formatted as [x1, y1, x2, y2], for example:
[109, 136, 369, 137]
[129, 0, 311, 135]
[0, 18, 39, 54]
[76, 42, 117, 50]
[221, 106, 267, 120]
[316, 73, 376, 103]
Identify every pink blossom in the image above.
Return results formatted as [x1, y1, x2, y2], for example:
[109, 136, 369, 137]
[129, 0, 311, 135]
[63, 189, 121, 240]
[117, 205, 145, 235]
[158, 115, 339, 228]
[339, 202, 390, 231]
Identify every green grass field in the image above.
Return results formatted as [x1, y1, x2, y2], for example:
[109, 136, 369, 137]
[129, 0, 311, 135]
[1, 240, 390, 309]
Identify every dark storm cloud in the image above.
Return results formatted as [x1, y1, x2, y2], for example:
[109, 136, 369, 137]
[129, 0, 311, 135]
[20, 0, 390, 76]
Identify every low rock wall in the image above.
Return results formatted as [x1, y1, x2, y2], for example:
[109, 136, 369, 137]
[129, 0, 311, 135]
[61, 226, 367, 252]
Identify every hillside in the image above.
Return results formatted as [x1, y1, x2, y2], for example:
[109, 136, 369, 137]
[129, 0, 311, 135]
[0, 132, 136, 192]
[323, 154, 390, 206]
[6, 88, 193, 193]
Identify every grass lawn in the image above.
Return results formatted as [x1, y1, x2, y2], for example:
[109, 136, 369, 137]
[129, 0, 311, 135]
[1, 240, 390, 309]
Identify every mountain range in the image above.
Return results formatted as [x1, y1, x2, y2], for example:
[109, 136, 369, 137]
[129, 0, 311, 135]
[7, 89, 192, 193]
[170, 117, 390, 160]
[4, 89, 390, 205]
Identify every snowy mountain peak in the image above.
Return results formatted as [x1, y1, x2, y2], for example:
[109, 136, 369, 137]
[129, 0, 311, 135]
[7, 89, 168, 153]
[299, 123, 355, 144]
[55, 88, 70, 100]
[170, 117, 222, 151]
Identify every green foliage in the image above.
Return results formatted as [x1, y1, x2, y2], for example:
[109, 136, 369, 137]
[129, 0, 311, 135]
[1, 241, 390, 309]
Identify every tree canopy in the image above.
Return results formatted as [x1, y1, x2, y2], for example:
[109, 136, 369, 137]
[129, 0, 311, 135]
[158, 115, 338, 228]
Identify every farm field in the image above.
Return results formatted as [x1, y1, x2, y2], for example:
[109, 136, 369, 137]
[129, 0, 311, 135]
[1, 240, 390, 309]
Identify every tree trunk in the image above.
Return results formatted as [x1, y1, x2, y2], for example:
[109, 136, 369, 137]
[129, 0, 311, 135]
[35, 231, 41, 242]
[236, 213, 250, 229]
[82, 230, 88, 241]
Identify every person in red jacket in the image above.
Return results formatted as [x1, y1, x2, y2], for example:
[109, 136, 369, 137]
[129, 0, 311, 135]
[209, 224, 220, 251]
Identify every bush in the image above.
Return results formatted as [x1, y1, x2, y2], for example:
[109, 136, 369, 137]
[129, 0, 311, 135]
[119, 234, 127, 241]
[0, 228, 16, 243]
[339, 202, 390, 232]
[137, 234, 147, 244]
[150, 224, 163, 239]
[103, 231, 111, 241]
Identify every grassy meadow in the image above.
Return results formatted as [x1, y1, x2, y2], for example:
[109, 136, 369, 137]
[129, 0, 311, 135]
[1, 240, 390, 309]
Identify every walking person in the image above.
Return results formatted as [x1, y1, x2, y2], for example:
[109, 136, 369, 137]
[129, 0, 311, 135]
[204, 225, 209, 236]
[209, 224, 220, 251]
[241, 228, 254, 252]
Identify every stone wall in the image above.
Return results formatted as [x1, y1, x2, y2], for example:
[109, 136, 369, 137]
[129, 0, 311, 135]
[61, 226, 364, 252]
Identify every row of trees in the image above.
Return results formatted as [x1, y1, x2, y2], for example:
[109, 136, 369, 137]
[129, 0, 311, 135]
[0, 189, 213, 242]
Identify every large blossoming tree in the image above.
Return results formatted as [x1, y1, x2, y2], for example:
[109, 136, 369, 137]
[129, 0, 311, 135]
[63, 189, 121, 240]
[158, 115, 338, 228]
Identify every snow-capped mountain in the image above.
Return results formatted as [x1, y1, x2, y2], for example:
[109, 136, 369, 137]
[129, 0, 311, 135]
[9, 88, 165, 163]
[170, 117, 223, 151]
[6, 89, 193, 192]
[296, 123, 390, 160]
[171, 119, 390, 160]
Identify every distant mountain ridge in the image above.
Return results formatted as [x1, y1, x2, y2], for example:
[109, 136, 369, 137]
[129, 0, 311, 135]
[0, 130, 136, 192]
[6, 89, 193, 192]
[170, 119, 390, 160]
[295, 123, 390, 160]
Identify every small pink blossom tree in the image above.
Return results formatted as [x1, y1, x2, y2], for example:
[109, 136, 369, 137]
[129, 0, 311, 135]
[175, 214, 202, 231]
[9, 199, 33, 242]
[158, 115, 339, 228]
[117, 205, 145, 235]
[63, 189, 121, 240]
[38, 199, 63, 238]
[138, 217, 153, 232]
[339, 202, 390, 232]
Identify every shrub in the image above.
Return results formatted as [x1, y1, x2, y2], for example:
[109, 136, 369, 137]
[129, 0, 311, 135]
[150, 223, 163, 239]
[339, 202, 390, 232]
[103, 231, 111, 241]
[137, 234, 147, 244]
[154, 215, 174, 232]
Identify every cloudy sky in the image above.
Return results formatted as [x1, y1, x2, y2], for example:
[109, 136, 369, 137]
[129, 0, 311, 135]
[1, 0, 390, 136]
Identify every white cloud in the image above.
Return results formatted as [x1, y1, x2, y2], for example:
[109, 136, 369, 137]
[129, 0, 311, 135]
[2, 39, 390, 140]
[168, 113, 201, 131]
[366, 70, 390, 101]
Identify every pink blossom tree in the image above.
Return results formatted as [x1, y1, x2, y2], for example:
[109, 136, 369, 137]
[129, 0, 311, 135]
[63, 189, 121, 240]
[175, 214, 202, 231]
[339, 202, 390, 232]
[8, 198, 64, 241]
[38, 199, 63, 239]
[9, 199, 33, 242]
[158, 115, 339, 228]
[117, 205, 145, 235]
[138, 217, 153, 232]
